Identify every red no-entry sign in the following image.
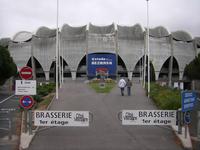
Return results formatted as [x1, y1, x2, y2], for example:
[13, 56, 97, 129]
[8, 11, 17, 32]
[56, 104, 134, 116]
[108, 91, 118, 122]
[19, 66, 33, 80]
[19, 95, 34, 109]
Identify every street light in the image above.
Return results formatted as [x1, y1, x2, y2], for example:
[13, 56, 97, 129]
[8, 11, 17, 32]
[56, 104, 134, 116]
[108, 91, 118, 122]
[146, 0, 150, 98]
[56, 0, 59, 100]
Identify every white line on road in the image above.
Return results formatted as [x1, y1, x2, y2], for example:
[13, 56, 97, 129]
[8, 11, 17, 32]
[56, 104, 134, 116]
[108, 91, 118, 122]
[0, 94, 15, 104]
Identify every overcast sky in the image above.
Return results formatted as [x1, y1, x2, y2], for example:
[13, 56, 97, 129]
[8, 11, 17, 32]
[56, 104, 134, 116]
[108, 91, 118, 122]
[0, 0, 200, 38]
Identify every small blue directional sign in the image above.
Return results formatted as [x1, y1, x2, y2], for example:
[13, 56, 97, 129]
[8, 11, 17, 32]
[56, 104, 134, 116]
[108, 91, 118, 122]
[181, 91, 196, 112]
[184, 112, 191, 124]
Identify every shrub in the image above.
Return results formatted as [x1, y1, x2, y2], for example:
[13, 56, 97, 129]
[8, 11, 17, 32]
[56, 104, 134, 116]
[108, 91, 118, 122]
[33, 95, 43, 103]
[32, 82, 56, 105]
[37, 83, 55, 97]
[149, 83, 181, 110]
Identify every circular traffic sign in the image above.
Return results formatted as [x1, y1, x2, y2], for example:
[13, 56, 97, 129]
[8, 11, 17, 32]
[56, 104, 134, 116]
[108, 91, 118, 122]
[19, 66, 33, 80]
[19, 95, 34, 109]
[184, 111, 191, 124]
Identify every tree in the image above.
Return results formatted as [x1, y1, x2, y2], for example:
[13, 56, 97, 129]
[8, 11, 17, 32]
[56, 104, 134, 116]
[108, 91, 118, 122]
[0, 45, 17, 85]
[185, 53, 200, 80]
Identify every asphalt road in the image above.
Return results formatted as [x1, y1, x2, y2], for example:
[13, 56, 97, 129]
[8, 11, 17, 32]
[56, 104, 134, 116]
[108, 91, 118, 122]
[29, 79, 183, 150]
[0, 93, 20, 150]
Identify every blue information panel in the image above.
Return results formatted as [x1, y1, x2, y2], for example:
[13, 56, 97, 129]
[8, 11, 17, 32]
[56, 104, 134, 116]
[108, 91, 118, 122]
[87, 53, 116, 77]
[181, 91, 196, 112]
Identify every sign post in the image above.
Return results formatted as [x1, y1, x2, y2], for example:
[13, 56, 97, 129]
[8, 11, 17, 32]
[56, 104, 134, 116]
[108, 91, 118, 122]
[17, 66, 36, 134]
[19, 95, 35, 133]
[184, 111, 191, 138]
[181, 91, 196, 139]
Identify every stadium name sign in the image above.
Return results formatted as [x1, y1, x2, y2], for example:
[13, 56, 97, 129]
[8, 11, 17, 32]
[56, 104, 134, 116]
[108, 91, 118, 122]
[87, 53, 116, 76]
[34, 111, 89, 127]
[122, 110, 177, 125]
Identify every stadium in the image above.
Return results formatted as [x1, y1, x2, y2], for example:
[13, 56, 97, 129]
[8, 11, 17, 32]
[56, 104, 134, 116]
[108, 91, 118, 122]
[0, 23, 200, 84]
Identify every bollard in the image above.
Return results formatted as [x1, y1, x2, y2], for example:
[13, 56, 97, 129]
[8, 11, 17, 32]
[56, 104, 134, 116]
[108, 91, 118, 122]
[117, 112, 122, 121]
[177, 108, 182, 134]
[89, 112, 94, 123]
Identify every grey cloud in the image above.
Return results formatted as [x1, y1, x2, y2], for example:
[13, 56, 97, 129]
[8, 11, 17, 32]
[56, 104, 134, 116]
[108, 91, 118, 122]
[0, 0, 200, 38]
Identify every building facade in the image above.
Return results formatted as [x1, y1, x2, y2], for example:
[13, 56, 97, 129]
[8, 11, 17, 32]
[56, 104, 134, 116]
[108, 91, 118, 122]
[0, 23, 200, 82]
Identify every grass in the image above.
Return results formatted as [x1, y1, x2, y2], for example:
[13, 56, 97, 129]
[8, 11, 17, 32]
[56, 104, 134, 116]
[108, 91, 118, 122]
[89, 81, 116, 93]
[149, 83, 181, 110]
[37, 93, 54, 110]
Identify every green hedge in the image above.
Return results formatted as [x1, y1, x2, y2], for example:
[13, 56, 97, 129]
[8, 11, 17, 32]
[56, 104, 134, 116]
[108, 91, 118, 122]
[149, 83, 181, 110]
[33, 83, 55, 103]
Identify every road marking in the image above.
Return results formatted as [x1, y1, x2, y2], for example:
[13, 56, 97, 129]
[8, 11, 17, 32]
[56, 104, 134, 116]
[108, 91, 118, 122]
[0, 94, 15, 104]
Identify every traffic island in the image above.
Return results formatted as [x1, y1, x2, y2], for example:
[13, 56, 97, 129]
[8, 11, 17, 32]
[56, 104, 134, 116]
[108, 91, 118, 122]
[19, 93, 55, 150]
[172, 125, 193, 150]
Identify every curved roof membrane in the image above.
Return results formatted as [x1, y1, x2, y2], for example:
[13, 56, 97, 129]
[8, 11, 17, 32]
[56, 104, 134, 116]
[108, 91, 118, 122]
[149, 26, 169, 38]
[35, 27, 56, 38]
[61, 24, 86, 39]
[117, 24, 143, 40]
[89, 23, 115, 34]
[12, 31, 32, 42]
[172, 31, 192, 42]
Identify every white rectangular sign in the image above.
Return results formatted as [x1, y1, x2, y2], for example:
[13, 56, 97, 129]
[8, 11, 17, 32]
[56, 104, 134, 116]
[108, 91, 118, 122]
[15, 80, 36, 95]
[122, 110, 176, 125]
[34, 111, 89, 127]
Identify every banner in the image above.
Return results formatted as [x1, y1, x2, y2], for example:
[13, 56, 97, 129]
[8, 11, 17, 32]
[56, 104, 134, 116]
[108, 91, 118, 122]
[34, 111, 89, 127]
[87, 53, 116, 77]
[122, 110, 177, 125]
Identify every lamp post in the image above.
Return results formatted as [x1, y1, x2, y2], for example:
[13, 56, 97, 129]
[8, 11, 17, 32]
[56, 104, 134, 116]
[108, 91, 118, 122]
[146, 0, 150, 98]
[56, 0, 59, 100]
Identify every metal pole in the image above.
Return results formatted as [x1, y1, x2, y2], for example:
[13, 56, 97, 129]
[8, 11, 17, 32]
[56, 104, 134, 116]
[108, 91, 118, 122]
[29, 110, 32, 135]
[198, 111, 200, 139]
[196, 110, 200, 150]
[168, 35, 173, 87]
[140, 57, 141, 84]
[178, 108, 182, 134]
[143, 37, 146, 88]
[59, 32, 62, 88]
[115, 26, 118, 79]
[141, 56, 143, 85]
[31, 40, 36, 80]
[147, 0, 150, 98]
[24, 110, 27, 133]
[60, 35, 64, 84]
[185, 125, 188, 139]
[56, 0, 59, 100]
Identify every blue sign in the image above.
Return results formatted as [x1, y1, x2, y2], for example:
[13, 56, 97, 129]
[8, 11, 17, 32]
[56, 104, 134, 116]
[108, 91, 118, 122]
[19, 95, 34, 109]
[181, 91, 196, 112]
[87, 53, 116, 77]
[184, 112, 191, 124]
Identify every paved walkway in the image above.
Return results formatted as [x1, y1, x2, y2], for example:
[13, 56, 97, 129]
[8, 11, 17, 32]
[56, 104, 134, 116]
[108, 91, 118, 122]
[29, 79, 183, 150]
